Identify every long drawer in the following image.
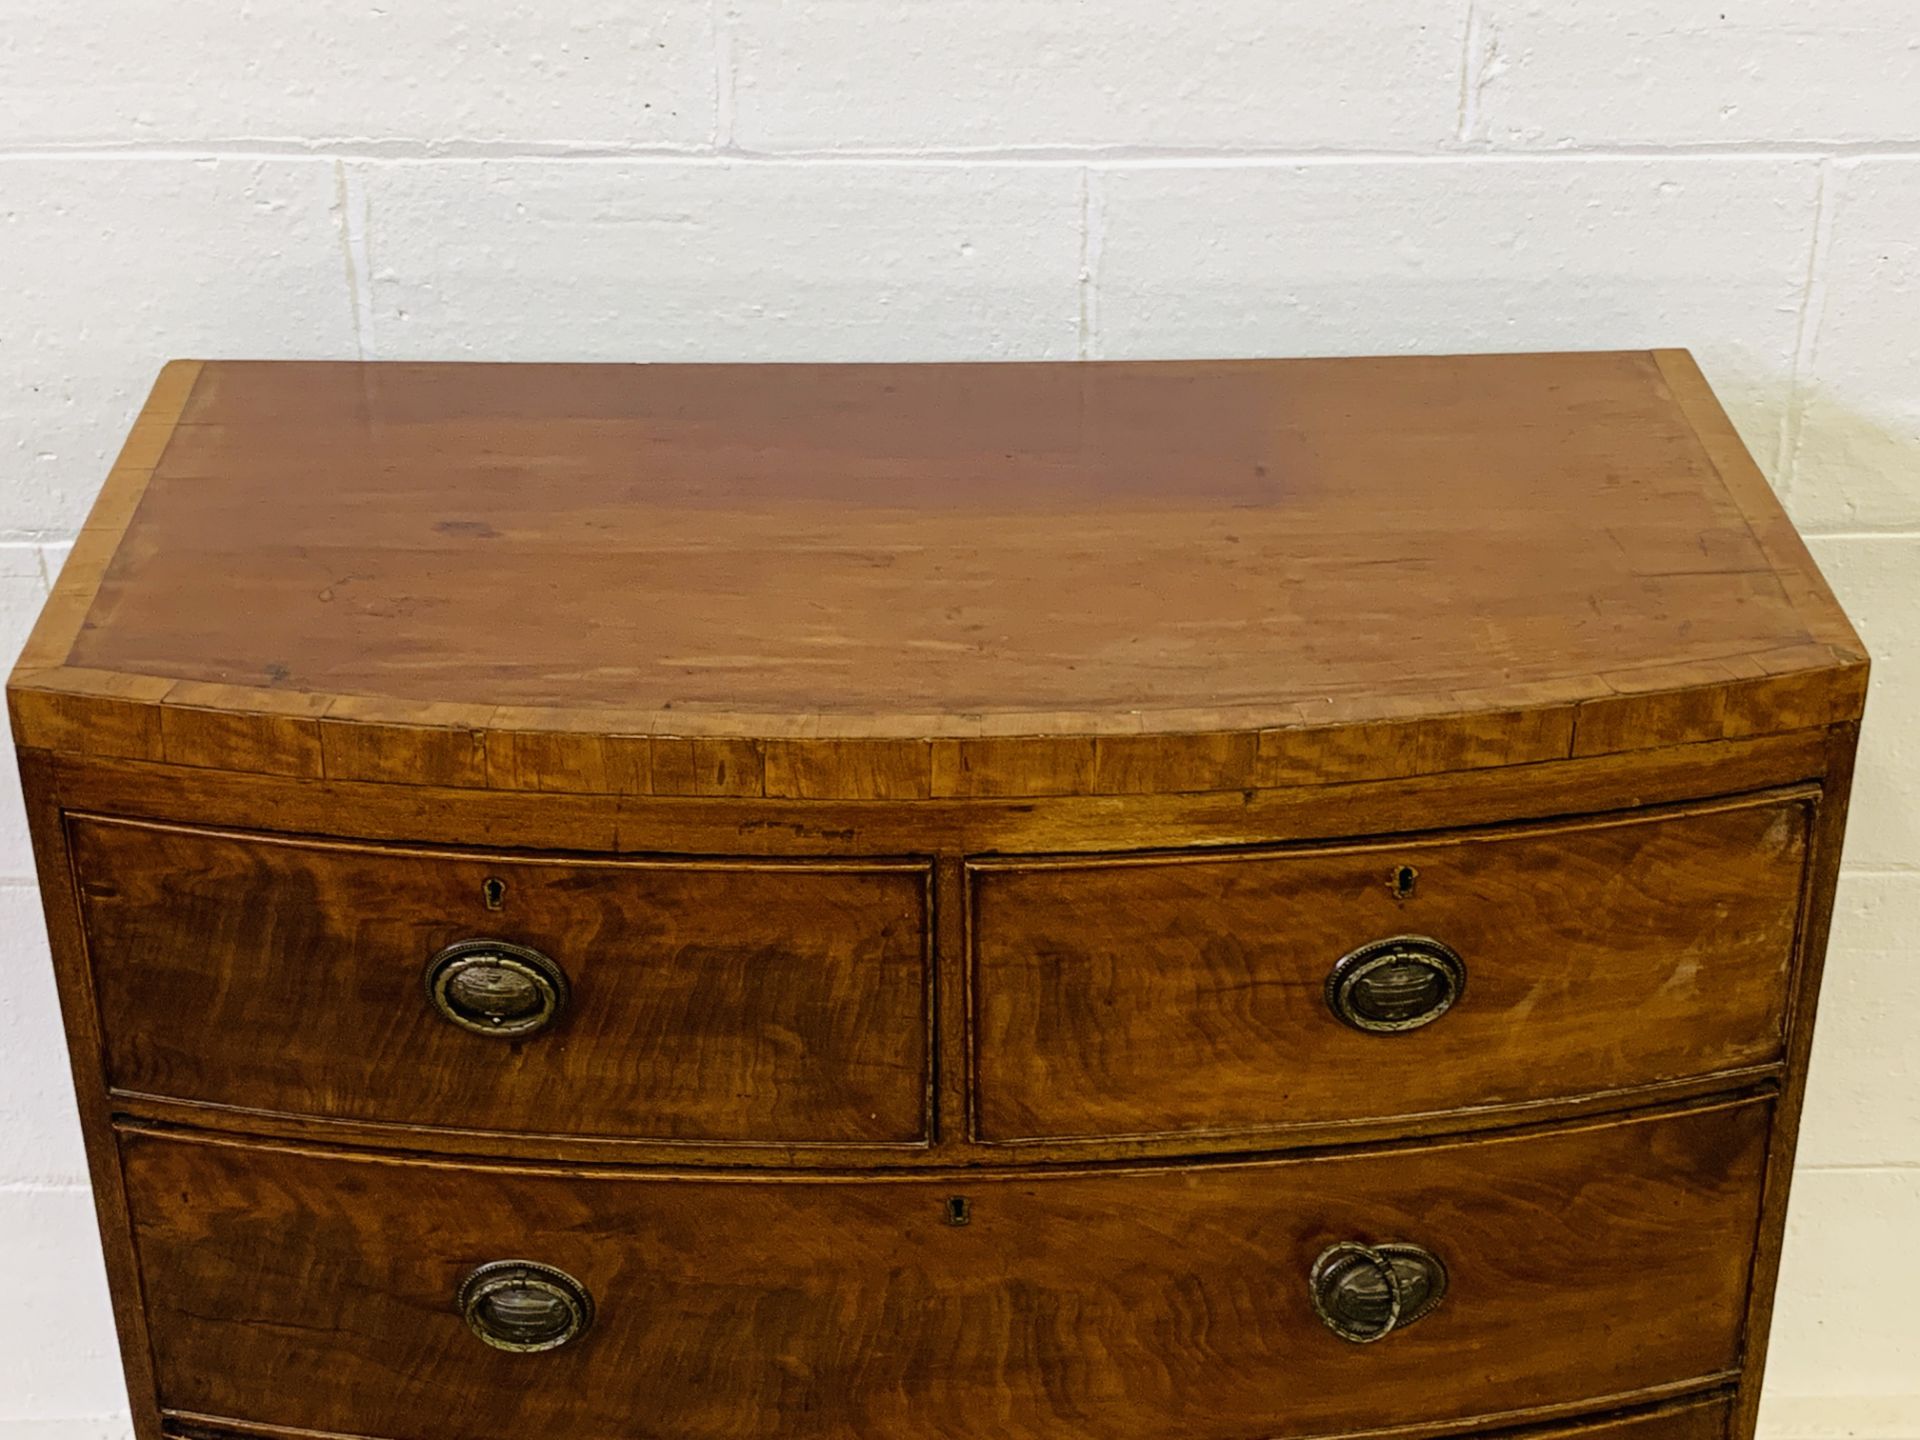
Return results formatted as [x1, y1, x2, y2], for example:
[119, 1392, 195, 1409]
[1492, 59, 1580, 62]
[122, 1097, 1768, 1440]
[150, 1393, 1741, 1440]
[73, 816, 932, 1147]
[970, 794, 1810, 1144]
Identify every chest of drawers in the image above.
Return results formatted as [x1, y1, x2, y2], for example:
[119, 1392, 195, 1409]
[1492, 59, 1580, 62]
[9, 352, 1865, 1440]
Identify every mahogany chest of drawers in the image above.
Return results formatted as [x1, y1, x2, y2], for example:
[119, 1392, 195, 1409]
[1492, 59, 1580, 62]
[9, 352, 1865, 1440]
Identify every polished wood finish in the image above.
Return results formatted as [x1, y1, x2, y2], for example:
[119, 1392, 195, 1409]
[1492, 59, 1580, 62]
[156, 1393, 1740, 1440]
[10, 353, 1864, 800]
[71, 816, 931, 1147]
[15, 752, 167, 1431]
[1521, 1398, 1736, 1440]
[155, 1393, 1740, 1440]
[124, 1098, 1766, 1440]
[970, 793, 1810, 1144]
[1731, 720, 1860, 1440]
[6, 355, 1863, 1440]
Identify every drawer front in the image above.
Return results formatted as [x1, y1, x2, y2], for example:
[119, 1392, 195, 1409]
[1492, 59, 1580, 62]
[1527, 1399, 1734, 1440]
[971, 795, 1809, 1143]
[123, 1099, 1766, 1440]
[75, 817, 931, 1146]
[142, 1395, 1739, 1440]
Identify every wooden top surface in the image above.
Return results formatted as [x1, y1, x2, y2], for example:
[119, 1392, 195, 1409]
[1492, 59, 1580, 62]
[8, 352, 1865, 800]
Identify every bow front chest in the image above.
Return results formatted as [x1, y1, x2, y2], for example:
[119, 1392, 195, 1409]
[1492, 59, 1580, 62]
[9, 353, 1865, 1440]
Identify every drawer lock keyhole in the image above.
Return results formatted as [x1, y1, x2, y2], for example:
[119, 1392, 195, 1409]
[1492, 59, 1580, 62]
[1389, 865, 1418, 901]
[482, 877, 507, 911]
[946, 1196, 971, 1227]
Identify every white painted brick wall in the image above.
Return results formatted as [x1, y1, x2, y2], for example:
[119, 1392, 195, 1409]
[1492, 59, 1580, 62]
[1092, 156, 1819, 457]
[348, 160, 1085, 361]
[727, 1, 1469, 152]
[0, 3, 718, 149]
[1469, 1, 1920, 148]
[1787, 160, 1920, 532]
[1, 3, 1916, 1433]
[0, 156, 355, 534]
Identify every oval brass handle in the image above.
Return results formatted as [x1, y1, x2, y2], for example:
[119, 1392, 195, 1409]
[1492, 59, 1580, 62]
[458, 1260, 594, 1353]
[1325, 935, 1464, 1033]
[425, 940, 569, 1037]
[1310, 1241, 1448, 1343]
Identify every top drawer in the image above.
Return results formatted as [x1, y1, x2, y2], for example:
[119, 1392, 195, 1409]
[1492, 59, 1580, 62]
[72, 817, 931, 1149]
[970, 794, 1811, 1145]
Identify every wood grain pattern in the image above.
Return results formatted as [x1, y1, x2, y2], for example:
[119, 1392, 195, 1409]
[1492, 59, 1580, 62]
[122, 1098, 1768, 1440]
[73, 817, 932, 1147]
[1730, 722, 1860, 1440]
[7, 352, 1865, 799]
[0, 354, 1866, 1440]
[157, 1392, 1738, 1440]
[970, 795, 1810, 1144]
[1513, 1395, 1733, 1440]
[37, 727, 1832, 862]
[157, 1393, 1739, 1440]
[15, 753, 163, 1440]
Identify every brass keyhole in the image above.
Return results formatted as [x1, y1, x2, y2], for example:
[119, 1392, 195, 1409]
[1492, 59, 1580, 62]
[946, 1196, 971, 1227]
[482, 877, 507, 911]
[1389, 865, 1418, 901]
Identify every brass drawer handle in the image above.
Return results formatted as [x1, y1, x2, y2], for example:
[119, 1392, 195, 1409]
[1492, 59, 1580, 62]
[1310, 1241, 1447, 1343]
[458, 1260, 594, 1353]
[425, 940, 569, 1037]
[1325, 936, 1464, 1033]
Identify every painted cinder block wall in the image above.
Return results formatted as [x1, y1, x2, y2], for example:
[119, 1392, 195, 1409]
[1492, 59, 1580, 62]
[3, 2, 1917, 1432]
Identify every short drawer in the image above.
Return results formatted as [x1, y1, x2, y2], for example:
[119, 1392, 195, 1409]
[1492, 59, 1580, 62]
[122, 1097, 1765, 1440]
[73, 816, 931, 1147]
[970, 794, 1810, 1143]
